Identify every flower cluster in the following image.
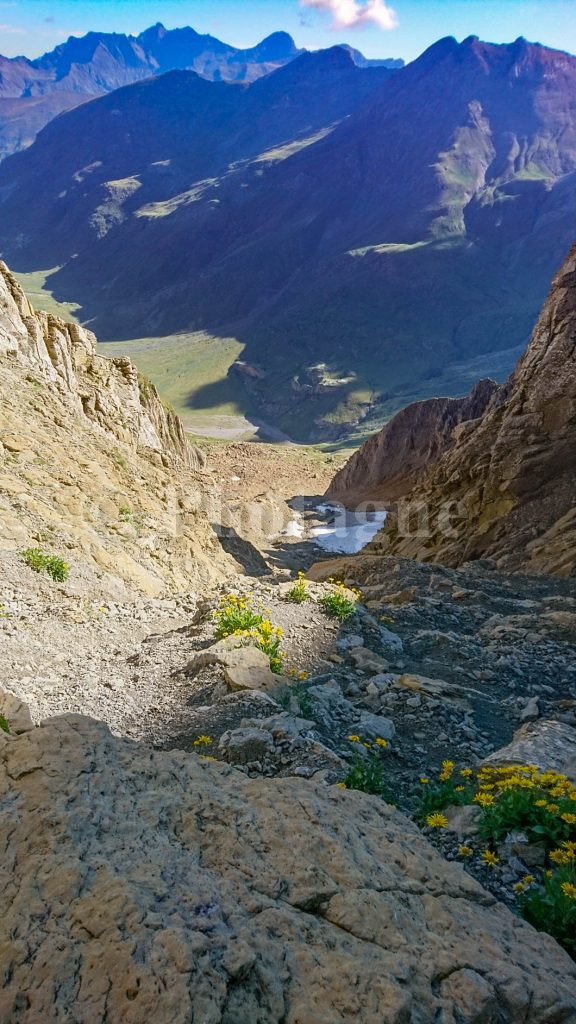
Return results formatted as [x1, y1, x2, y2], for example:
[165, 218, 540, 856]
[417, 759, 576, 957]
[341, 734, 392, 799]
[213, 594, 285, 673]
[320, 579, 362, 622]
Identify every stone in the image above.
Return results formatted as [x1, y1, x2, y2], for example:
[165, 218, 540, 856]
[349, 647, 390, 673]
[356, 710, 396, 741]
[444, 804, 481, 837]
[218, 726, 274, 765]
[485, 719, 576, 783]
[519, 696, 540, 724]
[0, 690, 33, 734]
[1, 712, 575, 1022]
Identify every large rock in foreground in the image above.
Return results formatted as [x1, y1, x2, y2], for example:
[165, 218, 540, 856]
[1, 714, 576, 1023]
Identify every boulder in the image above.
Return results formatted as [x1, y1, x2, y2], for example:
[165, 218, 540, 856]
[1, 712, 575, 1022]
[485, 719, 576, 783]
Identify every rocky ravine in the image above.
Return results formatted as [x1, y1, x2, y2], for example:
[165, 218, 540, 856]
[329, 243, 576, 577]
[2, 262, 576, 1019]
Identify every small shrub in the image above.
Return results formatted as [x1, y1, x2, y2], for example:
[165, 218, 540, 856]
[213, 593, 265, 638]
[284, 572, 309, 604]
[416, 760, 475, 821]
[344, 735, 393, 800]
[119, 505, 133, 522]
[519, 854, 576, 957]
[213, 594, 285, 673]
[112, 450, 127, 469]
[0, 714, 9, 734]
[21, 548, 70, 582]
[414, 760, 576, 959]
[320, 581, 361, 621]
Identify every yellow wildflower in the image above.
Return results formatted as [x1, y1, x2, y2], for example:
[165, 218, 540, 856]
[535, 799, 547, 807]
[474, 792, 495, 807]
[419, 777, 430, 785]
[514, 882, 526, 894]
[561, 812, 576, 825]
[193, 735, 212, 746]
[458, 845, 473, 858]
[455, 786, 465, 793]
[348, 735, 361, 743]
[545, 803, 560, 814]
[298, 671, 309, 681]
[459, 768, 473, 778]
[481, 850, 500, 868]
[561, 882, 576, 901]
[426, 813, 448, 829]
[336, 782, 347, 789]
[375, 738, 388, 748]
[550, 849, 570, 865]
[522, 875, 535, 885]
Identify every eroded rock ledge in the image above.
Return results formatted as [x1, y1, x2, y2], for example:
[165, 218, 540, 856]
[1, 708, 576, 1023]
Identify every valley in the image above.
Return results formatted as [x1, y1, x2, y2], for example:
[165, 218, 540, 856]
[1, 10, 576, 1019]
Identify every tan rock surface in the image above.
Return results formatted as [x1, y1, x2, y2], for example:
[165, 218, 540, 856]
[0, 261, 235, 595]
[1, 709, 576, 1024]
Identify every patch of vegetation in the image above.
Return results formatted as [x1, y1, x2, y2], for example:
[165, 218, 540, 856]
[21, 548, 70, 582]
[284, 572, 309, 604]
[111, 450, 128, 469]
[320, 580, 361, 621]
[213, 594, 285, 673]
[416, 761, 576, 958]
[0, 714, 10, 734]
[118, 505, 133, 522]
[520, 856, 576, 957]
[342, 735, 393, 800]
[213, 593, 265, 638]
[416, 760, 475, 820]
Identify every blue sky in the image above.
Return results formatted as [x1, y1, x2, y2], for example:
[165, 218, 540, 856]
[1, 0, 575, 61]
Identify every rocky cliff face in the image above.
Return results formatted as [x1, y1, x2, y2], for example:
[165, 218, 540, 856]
[0, 261, 234, 595]
[327, 378, 498, 506]
[1, 703, 576, 1023]
[366, 245, 576, 576]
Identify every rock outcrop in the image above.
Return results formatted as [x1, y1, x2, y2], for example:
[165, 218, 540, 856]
[1, 707, 576, 1023]
[0, 261, 234, 594]
[332, 244, 576, 576]
[327, 378, 498, 506]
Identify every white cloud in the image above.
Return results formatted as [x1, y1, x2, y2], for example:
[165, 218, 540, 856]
[0, 22, 24, 33]
[300, 0, 398, 31]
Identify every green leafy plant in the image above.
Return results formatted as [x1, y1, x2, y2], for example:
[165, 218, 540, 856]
[414, 760, 576, 959]
[416, 761, 475, 821]
[320, 581, 361, 622]
[519, 854, 576, 957]
[344, 735, 393, 800]
[21, 548, 70, 582]
[119, 505, 133, 522]
[213, 594, 285, 673]
[0, 714, 10, 734]
[213, 593, 265, 638]
[284, 571, 309, 604]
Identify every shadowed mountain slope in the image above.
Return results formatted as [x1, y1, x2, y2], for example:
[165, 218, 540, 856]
[1, 36, 575, 439]
[0, 23, 401, 160]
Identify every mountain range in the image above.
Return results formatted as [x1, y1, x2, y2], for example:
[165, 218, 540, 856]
[0, 23, 402, 160]
[0, 34, 575, 441]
